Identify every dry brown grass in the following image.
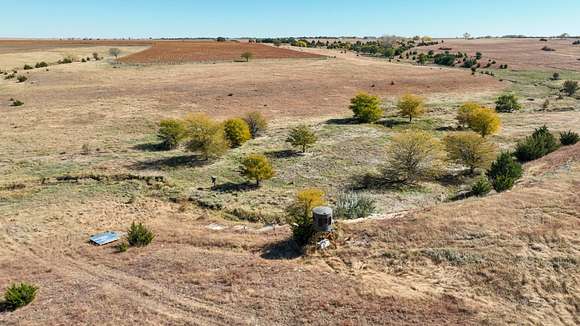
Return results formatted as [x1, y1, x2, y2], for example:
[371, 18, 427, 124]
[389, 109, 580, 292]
[420, 38, 580, 71]
[0, 40, 579, 325]
[1, 145, 578, 325]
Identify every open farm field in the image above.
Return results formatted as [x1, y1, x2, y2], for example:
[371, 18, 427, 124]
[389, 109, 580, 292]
[119, 41, 325, 64]
[1, 35, 579, 325]
[421, 38, 580, 71]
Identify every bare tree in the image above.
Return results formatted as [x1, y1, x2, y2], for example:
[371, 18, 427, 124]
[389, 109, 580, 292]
[463, 33, 471, 40]
[109, 48, 121, 59]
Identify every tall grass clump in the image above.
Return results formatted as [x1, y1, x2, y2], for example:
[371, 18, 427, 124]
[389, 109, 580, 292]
[4, 282, 38, 310]
[334, 192, 377, 219]
[560, 130, 579, 146]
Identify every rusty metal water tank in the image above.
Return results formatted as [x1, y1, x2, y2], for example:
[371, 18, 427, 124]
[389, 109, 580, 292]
[312, 206, 333, 232]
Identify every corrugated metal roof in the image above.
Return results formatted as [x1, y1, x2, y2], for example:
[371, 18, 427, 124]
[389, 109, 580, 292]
[90, 231, 120, 246]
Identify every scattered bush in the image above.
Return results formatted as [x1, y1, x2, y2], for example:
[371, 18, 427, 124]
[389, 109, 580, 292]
[433, 53, 456, 66]
[243, 111, 268, 138]
[16, 75, 28, 83]
[467, 107, 501, 137]
[224, 118, 251, 147]
[287, 188, 326, 246]
[58, 57, 73, 64]
[514, 125, 559, 162]
[560, 130, 579, 145]
[116, 241, 128, 253]
[573, 40, 580, 45]
[349, 92, 383, 123]
[334, 192, 376, 219]
[541, 46, 555, 51]
[240, 154, 274, 186]
[92, 52, 100, 60]
[495, 93, 522, 112]
[157, 118, 187, 150]
[127, 222, 155, 247]
[109, 48, 122, 59]
[551, 72, 560, 80]
[216, 37, 227, 42]
[4, 282, 38, 310]
[471, 177, 492, 196]
[562, 80, 578, 96]
[11, 100, 24, 107]
[487, 152, 523, 192]
[241, 52, 254, 62]
[35, 61, 48, 68]
[23, 64, 33, 70]
[184, 114, 228, 160]
[286, 124, 318, 153]
[384, 130, 445, 183]
[397, 93, 425, 122]
[444, 132, 497, 174]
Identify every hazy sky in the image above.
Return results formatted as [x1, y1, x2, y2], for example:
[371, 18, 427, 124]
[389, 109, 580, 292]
[2, 0, 578, 38]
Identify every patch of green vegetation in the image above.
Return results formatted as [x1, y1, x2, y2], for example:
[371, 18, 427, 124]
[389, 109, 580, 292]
[492, 69, 580, 99]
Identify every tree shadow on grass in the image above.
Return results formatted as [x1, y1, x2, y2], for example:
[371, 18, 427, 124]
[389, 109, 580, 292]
[378, 118, 410, 129]
[348, 172, 407, 191]
[211, 181, 258, 193]
[265, 149, 301, 159]
[132, 142, 166, 152]
[325, 117, 359, 125]
[261, 238, 302, 260]
[132, 154, 210, 170]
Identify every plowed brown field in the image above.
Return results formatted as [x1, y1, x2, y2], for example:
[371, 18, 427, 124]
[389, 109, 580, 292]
[119, 41, 324, 64]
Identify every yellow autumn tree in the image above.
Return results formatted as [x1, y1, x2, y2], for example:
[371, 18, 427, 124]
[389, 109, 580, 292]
[456, 102, 481, 128]
[467, 107, 501, 137]
[397, 93, 425, 123]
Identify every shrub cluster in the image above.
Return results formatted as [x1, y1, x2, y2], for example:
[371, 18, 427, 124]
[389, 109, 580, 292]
[35, 61, 48, 68]
[560, 130, 579, 146]
[127, 222, 155, 247]
[514, 126, 559, 162]
[224, 118, 251, 147]
[16, 75, 28, 83]
[156, 111, 267, 157]
[334, 192, 376, 219]
[4, 282, 38, 310]
[23, 64, 33, 70]
[287, 188, 325, 246]
[157, 119, 187, 150]
[58, 57, 74, 64]
[349, 92, 383, 123]
[495, 93, 522, 112]
[471, 177, 492, 196]
[486, 152, 523, 192]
